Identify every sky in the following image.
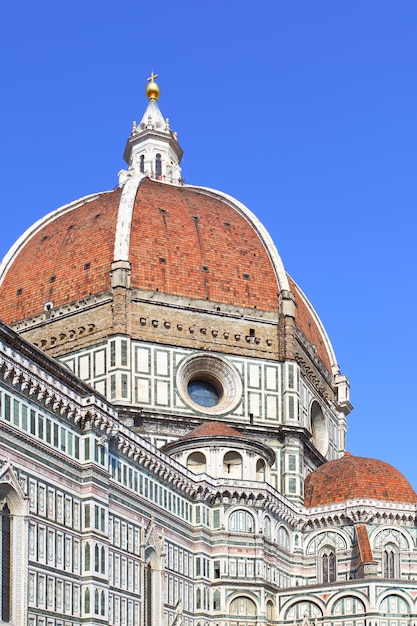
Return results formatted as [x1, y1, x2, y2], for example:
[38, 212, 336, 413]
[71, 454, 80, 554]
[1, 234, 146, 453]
[1, 1, 417, 487]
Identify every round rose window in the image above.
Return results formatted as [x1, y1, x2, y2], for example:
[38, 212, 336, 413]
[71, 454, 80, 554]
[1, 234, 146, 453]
[176, 354, 242, 415]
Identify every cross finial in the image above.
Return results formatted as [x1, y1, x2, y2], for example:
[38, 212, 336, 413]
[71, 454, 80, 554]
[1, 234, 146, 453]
[147, 71, 158, 83]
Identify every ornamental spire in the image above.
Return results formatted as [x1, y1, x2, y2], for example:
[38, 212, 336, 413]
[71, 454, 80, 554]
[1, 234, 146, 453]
[118, 73, 183, 186]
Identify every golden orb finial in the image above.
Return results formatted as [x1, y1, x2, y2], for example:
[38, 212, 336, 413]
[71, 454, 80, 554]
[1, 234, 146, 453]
[146, 71, 160, 100]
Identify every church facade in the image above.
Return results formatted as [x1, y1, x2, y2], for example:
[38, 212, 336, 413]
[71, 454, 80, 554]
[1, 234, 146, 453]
[0, 76, 416, 626]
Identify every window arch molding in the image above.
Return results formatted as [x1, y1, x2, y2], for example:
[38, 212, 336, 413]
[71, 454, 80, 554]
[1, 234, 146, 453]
[305, 529, 348, 556]
[328, 592, 368, 617]
[373, 526, 411, 551]
[228, 594, 258, 619]
[378, 592, 411, 617]
[282, 597, 324, 623]
[227, 508, 256, 533]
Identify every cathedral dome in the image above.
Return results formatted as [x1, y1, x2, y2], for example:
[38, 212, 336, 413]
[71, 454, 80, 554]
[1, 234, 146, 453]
[0, 179, 335, 372]
[0, 77, 339, 378]
[0, 180, 280, 315]
[304, 453, 417, 507]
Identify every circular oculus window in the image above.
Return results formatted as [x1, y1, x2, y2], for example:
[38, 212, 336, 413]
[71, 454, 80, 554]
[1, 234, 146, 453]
[176, 354, 242, 415]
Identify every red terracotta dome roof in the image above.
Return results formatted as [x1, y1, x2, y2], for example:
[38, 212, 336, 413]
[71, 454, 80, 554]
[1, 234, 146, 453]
[0, 178, 335, 373]
[180, 421, 245, 440]
[304, 453, 417, 507]
[0, 190, 122, 324]
[0, 179, 279, 320]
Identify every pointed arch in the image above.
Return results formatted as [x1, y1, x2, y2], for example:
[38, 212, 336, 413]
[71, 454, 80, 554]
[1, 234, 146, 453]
[383, 543, 398, 579]
[84, 587, 90, 614]
[142, 519, 165, 626]
[0, 461, 29, 626]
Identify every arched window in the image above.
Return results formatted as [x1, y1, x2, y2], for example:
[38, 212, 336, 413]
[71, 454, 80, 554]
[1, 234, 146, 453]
[95, 544, 99, 572]
[1, 504, 11, 622]
[266, 599, 274, 620]
[155, 154, 162, 178]
[95, 588, 100, 614]
[187, 452, 207, 474]
[228, 510, 255, 533]
[263, 516, 271, 540]
[379, 594, 410, 615]
[140, 154, 145, 173]
[277, 525, 290, 550]
[143, 546, 162, 626]
[383, 545, 397, 579]
[101, 546, 106, 573]
[84, 587, 90, 613]
[145, 562, 152, 626]
[84, 542, 91, 571]
[196, 588, 201, 609]
[322, 550, 336, 583]
[230, 596, 257, 617]
[256, 459, 265, 481]
[213, 589, 220, 610]
[223, 451, 243, 478]
[100, 590, 105, 616]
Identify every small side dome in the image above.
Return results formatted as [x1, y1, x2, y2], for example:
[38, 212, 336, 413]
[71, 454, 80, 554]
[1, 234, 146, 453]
[304, 453, 417, 507]
[162, 421, 275, 481]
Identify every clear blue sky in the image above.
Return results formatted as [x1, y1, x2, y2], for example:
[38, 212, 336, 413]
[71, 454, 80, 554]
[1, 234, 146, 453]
[1, 2, 417, 487]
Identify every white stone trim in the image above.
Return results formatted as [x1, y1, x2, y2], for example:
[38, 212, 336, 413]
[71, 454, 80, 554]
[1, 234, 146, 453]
[289, 276, 339, 373]
[113, 175, 146, 261]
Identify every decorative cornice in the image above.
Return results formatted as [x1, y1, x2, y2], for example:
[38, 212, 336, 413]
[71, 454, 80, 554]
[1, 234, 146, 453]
[299, 500, 417, 530]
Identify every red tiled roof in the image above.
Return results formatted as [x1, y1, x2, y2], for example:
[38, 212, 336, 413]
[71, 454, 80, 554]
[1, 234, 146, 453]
[355, 524, 374, 564]
[180, 421, 245, 440]
[304, 453, 417, 507]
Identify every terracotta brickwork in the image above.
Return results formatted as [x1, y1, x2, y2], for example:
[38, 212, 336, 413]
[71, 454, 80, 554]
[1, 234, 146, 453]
[288, 275, 331, 372]
[0, 190, 121, 323]
[129, 180, 280, 310]
[355, 524, 374, 564]
[304, 453, 417, 507]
